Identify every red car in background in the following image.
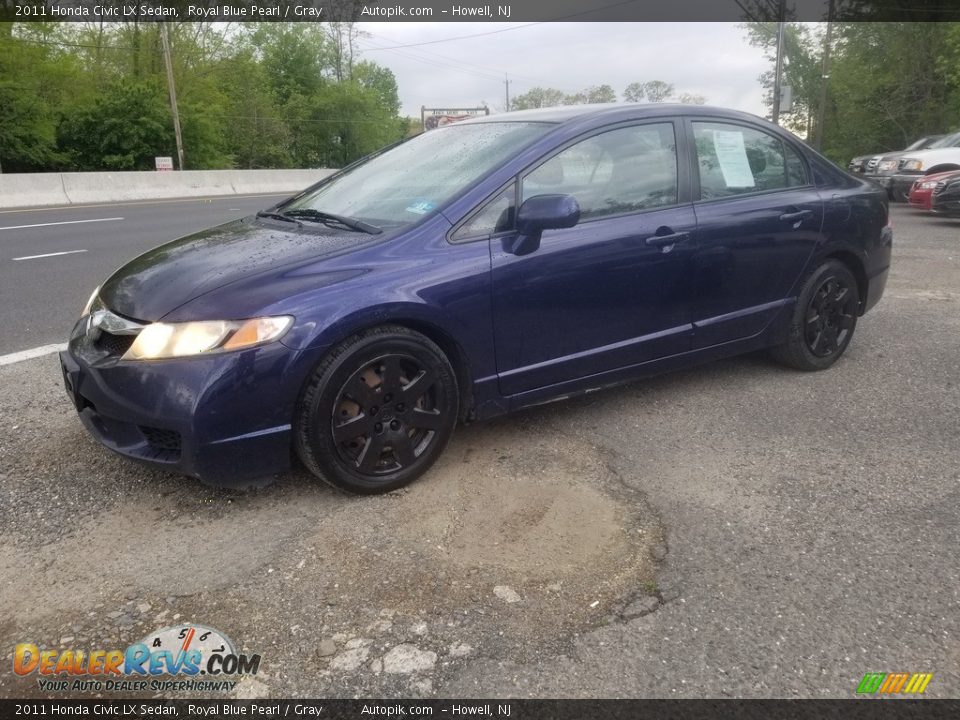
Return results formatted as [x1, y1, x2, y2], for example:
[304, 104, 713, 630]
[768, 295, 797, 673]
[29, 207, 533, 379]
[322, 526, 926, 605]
[907, 170, 960, 210]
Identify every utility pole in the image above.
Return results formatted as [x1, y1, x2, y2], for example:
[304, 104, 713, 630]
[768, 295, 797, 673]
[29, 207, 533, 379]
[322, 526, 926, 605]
[814, 0, 835, 150]
[504, 74, 511, 112]
[160, 23, 185, 171]
[771, 0, 786, 125]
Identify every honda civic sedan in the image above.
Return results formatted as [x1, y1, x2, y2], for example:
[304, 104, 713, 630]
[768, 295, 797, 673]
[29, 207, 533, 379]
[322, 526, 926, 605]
[61, 104, 892, 493]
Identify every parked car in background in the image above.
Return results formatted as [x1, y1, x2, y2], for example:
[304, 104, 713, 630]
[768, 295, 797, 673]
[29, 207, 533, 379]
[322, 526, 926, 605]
[931, 174, 960, 216]
[867, 135, 958, 199]
[849, 135, 942, 176]
[60, 104, 892, 493]
[907, 169, 960, 210]
[889, 131, 960, 201]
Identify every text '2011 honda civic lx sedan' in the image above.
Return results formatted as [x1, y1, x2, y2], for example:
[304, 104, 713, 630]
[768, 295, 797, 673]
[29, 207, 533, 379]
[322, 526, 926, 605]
[61, 104, 892, 494]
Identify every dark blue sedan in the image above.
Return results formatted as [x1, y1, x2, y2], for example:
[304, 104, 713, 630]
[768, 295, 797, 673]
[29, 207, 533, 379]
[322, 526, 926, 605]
[60, 104, 892, 493]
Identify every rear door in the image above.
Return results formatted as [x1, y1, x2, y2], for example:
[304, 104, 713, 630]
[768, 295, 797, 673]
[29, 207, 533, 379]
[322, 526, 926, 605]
[687, 119, 823, 348]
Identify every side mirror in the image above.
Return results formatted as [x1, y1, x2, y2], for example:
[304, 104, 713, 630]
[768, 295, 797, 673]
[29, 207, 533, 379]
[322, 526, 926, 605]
[503, 194, 580, 256]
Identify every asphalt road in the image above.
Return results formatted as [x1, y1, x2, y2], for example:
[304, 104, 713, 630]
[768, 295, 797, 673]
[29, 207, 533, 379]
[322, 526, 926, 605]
[0, 194, 290, 356]
[0, 204, 958, 699]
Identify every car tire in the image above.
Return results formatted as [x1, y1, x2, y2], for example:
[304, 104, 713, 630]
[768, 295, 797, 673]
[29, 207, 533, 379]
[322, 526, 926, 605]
[770, 259, 860, 372]
[295, 325, 459, 494]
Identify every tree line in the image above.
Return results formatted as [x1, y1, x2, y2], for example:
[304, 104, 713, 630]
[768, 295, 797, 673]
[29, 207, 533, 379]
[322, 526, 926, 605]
[0, 21, 407, 173]
[510, 81, 706, 111]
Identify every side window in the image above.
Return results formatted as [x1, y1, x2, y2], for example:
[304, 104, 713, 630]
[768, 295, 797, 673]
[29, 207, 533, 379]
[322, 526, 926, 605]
[693, 121, 806, 199]
[785, 143, 809, 186]
[521, 123, 678, 221]
[450, 183, 516, 242]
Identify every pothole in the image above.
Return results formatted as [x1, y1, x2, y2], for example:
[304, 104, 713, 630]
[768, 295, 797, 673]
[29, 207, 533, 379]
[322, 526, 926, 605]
[302, 422, 660, 648]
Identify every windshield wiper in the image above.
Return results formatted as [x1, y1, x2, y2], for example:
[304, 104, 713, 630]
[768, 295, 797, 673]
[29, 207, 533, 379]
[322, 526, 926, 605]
[256, 210, 302, 226]
[283, 209, 382, 235]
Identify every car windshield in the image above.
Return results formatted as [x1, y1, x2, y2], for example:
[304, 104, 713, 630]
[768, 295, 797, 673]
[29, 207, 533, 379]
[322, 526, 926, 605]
[928, 131, 960, 148]
[282, 122, 552, 230]
[905, 136, 939, 151]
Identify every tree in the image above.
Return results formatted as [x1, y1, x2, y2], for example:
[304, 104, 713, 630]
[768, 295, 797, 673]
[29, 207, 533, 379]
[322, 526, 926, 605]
[510, 86, 568, 110]
[677, 92, 707, 104]
[568, 84, 617, 104]
[623, 80, 675, 103]
[0, 28, 61, 171]
[644, 80, 674, 102]
[353, 60, 401, 117]
[249, 24, 334, 104]
[58, 81, 173, 170]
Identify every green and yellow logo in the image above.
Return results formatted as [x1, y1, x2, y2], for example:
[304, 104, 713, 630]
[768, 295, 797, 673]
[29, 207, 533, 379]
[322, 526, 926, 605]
[857, 672, 933, 695]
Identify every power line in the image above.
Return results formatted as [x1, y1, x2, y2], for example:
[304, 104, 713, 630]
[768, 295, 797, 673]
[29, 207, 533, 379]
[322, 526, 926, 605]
[356, 23, 544, 51]
[355, 37, 505, 83]
[4, 36, 137, 51]
[361, 30, 547, 87]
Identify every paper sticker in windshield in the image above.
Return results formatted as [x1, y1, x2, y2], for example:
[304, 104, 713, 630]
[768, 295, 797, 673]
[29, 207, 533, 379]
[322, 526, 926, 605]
[405, 199, 436, 215]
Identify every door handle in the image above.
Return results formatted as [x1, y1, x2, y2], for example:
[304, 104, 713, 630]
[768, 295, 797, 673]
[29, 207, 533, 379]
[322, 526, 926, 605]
[779, 209, 812, 222]
[645, 231, 690, 248]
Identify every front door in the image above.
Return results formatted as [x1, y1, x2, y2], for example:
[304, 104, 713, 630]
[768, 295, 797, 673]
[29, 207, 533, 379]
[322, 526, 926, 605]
[489, 121, 697, 397]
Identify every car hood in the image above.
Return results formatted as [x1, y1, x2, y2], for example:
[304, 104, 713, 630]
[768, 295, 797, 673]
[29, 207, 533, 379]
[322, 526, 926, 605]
[899, 146, 960, 162]
[100, 218, 383, 322]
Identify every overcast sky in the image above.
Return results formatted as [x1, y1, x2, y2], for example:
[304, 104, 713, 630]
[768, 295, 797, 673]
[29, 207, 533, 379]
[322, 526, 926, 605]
[354, 22, 772, 119]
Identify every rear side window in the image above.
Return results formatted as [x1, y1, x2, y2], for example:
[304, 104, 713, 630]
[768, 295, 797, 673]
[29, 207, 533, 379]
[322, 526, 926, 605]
[693, 122, 808, 200]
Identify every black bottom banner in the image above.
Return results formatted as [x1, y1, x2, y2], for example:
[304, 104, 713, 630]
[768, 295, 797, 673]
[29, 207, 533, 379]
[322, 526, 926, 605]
[3, 699, 960, 720]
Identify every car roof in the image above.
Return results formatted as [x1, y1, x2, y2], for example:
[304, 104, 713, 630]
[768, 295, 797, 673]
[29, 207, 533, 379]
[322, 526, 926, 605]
[463, 102, 774, 128]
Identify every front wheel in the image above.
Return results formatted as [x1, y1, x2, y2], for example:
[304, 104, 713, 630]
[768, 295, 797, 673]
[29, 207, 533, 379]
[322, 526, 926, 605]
[771, 260, 860, 371]
[295, 326, 459, 494]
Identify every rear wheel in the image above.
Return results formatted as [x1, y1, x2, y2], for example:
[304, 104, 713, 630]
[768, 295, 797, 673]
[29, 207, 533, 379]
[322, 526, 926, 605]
[295, 326, 459, 494]
[771, 260, 860, 371]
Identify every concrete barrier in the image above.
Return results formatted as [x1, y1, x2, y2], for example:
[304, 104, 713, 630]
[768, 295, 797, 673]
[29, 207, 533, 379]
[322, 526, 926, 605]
[0, 173, 71, 208]
[0, 169, 338, 209]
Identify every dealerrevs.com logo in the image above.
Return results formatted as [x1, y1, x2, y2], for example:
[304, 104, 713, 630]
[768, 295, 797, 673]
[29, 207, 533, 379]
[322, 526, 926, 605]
[13, 624, 261, 693]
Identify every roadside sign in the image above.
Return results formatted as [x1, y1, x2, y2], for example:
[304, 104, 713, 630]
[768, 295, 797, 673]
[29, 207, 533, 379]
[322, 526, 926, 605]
[421, 106, 489, 131]
[155, 156, 174, 172]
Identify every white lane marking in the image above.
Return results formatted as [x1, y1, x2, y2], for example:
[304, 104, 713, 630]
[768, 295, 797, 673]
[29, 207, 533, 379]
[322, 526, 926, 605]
[13, 249, 88, 261]
[0, 343, 67, 367]
[0, 193, 290, 215]
[0, 216, 123, 231]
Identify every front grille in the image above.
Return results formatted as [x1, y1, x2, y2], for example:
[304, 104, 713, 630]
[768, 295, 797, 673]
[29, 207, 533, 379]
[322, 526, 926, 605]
[138, 425, 180, 456]
[95, 331, 136, 357]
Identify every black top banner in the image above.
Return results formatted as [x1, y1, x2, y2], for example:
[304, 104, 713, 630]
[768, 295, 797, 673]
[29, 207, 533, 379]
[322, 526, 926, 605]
[1, 0, 960, 23]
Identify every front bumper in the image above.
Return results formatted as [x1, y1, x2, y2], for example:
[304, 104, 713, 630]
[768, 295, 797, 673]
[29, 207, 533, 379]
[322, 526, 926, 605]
[890, 172, 923, 199]
[60, 319, 313, 487]
[864, 173, 895, 191]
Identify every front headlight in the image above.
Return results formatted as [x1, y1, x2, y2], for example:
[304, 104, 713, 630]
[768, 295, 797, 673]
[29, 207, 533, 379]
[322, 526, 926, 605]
[81, 286, 101, 317]
[123, 316, 293, 360]
[920, 180, 939, 189]
[901, 159, 924, 172]
[878, 160, 898, 171]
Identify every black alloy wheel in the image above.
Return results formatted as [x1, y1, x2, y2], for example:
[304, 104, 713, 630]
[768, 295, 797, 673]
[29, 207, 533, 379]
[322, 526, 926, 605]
[771, 259, 860, 371]
[805, 275, 858, 358]
[295, 326, 459, 493]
